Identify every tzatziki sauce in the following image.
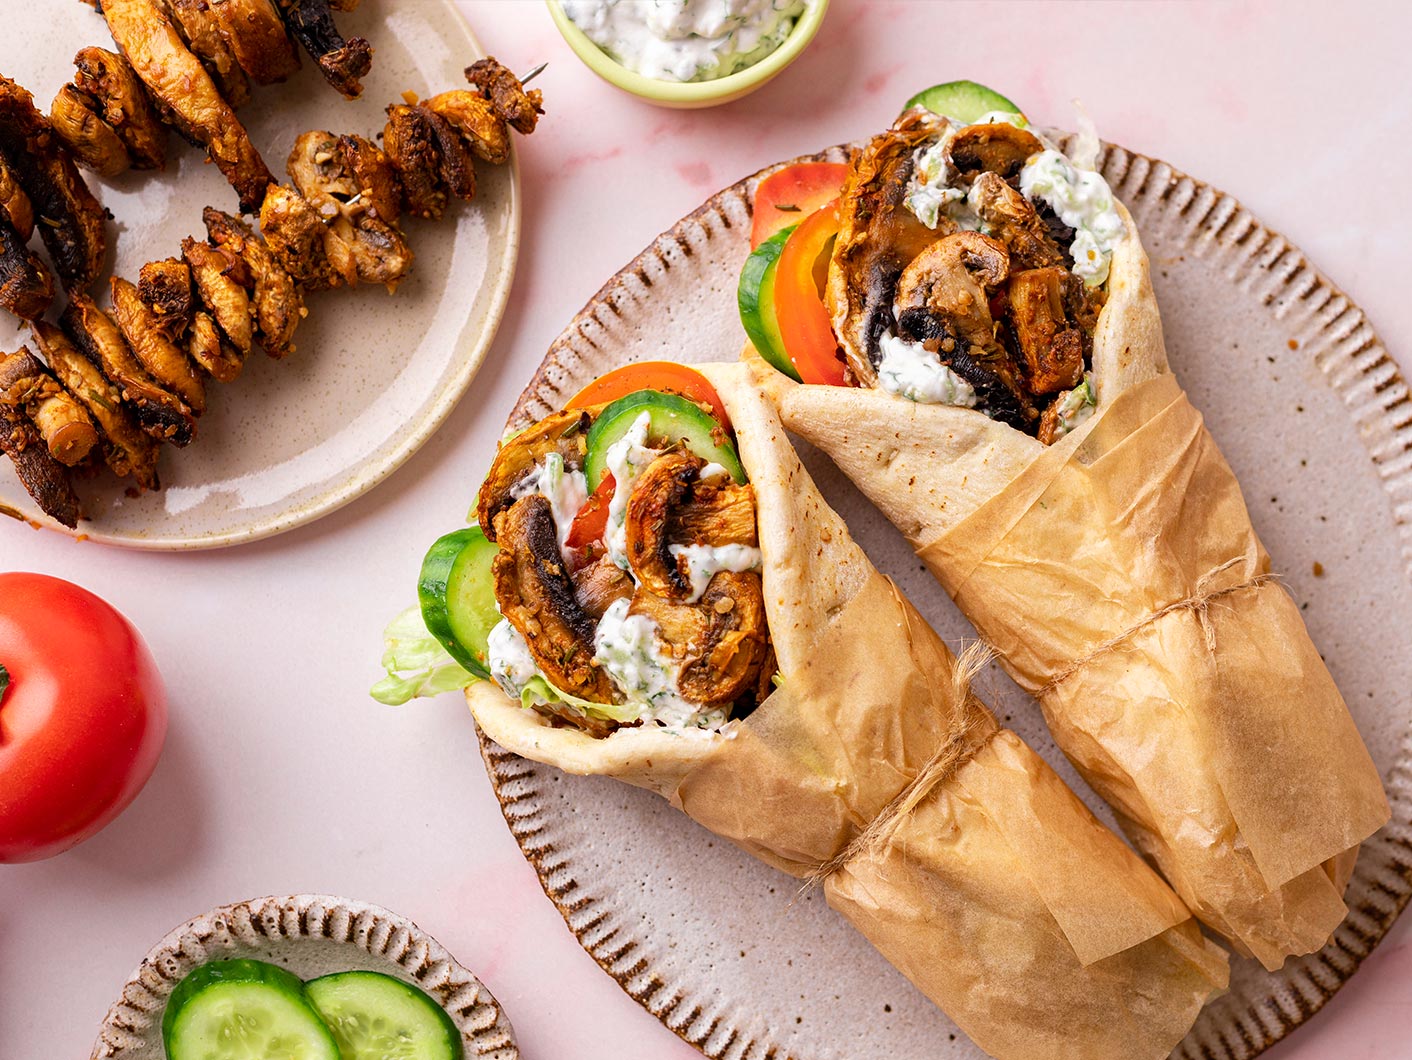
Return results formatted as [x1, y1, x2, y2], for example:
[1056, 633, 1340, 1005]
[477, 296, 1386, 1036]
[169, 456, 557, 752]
[563, 0, 808, 83]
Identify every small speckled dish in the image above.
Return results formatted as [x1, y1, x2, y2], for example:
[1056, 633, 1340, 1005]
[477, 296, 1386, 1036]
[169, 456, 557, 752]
[546, 0, 829, 108]
[90, 894, 518, 1060]
[0, 1, 518, 549]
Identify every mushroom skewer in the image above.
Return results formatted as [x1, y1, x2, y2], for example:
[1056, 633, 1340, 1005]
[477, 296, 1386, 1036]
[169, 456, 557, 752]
[0, 358, 80, 529]
[274, 0, 372, 99]
[0, 348, 98, 467]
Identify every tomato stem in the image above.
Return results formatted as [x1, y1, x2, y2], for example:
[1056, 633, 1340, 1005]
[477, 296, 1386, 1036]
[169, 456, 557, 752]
[0, 663, 8, 706]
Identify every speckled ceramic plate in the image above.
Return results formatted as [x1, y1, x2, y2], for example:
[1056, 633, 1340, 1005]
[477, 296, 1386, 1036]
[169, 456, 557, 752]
[0, 1, 518, 549]
[477, 141, 1412, 1059]
[90, 893, 517, 1059]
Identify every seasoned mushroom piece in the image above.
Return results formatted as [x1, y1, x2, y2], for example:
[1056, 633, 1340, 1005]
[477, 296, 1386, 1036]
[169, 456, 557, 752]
[477, 406, 594, 536]
[465, 57, 543, 134]
[827, 108, 953, 382]
[183, 237, 254, 355]
[1006, 267, 1086, 395]
[204, 207, 303, 357]
[63, 294, 197, 447]
[165, 0, 253, 107]
[31, 320, 159, 490]
[49, 84, 131, 177]
[137, 257, 194, 342]
[0, 214, 54, 321]
[421, 106, 476, 202]
[187, 310, 243, 383]
[968, 172, 1065, 271]
[259, 183, 348, 289]
[337, 134, 401, 225]
[207, 0, 301, 84]
[72, 47, 168, 169]
[624, 452, 758, 600]
[948, 122, 1044, 182]
[273, 0, 372, 98]
[0, 75, 107, 287]
[573, 556, 633, 622]
[110, 277, 206, 414]
[383, 104, 446, 219]
[0, 390, 79, 528]
[628, 572, 770, 707]
[101, 0, 273, 211]
[0, 348, 98, 467]
[493, 494, 616, 709]
[423, 90, 510, 164]
[0, 156, 34, 239]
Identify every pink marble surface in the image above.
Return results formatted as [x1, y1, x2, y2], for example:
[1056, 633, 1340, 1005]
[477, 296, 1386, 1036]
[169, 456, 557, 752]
[2, 2, 1410, 1058]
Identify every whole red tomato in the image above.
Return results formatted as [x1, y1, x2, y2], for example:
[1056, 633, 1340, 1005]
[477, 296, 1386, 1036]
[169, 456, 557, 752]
[0, 572, 167, 862]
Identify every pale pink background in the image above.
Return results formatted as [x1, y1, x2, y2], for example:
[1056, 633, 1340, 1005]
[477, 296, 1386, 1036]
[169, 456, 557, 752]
[2, 2, 1410, 1059]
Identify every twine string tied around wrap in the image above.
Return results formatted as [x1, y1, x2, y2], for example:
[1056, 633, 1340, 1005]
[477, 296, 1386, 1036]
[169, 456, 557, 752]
[799, 637, 1000, 895]
[1037, 557, 1278, 696]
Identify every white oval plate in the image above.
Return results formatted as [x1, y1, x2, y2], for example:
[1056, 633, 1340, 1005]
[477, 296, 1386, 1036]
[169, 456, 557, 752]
[0, 1, 518, 549]
[479, 142, 1412, 1059]
[90, 893, 517, 1059]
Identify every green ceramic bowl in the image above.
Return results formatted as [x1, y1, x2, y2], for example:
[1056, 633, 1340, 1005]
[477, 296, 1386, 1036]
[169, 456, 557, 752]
[546, 1, 830, 109]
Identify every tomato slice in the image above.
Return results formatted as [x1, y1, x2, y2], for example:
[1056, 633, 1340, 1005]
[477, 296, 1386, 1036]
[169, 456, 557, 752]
[774, 200, 847, 386]
[566, 472, 614, 549]
[566, 361, 730, 430]
[751, 162, 849, 248]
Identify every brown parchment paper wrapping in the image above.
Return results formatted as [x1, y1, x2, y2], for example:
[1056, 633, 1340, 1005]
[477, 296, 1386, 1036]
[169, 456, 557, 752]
[910, 371, 1391, 968]
[470, 363, 1227, 1060]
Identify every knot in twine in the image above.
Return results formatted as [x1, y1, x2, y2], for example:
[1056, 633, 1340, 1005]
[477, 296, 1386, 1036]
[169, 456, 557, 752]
[799, 641, 1000, 896]
[1037, 557, 1278, 696]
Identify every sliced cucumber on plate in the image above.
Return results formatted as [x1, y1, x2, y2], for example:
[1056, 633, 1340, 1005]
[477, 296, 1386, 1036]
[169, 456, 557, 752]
[905, 80, 1024, 125]
[306, 971, 464, 1060]
[163, 959, 340, 1060]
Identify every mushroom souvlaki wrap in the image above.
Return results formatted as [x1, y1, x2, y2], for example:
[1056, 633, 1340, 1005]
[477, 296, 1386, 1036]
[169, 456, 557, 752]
[375, 360, 1227, 1060]
[740, 80, 1391, 969]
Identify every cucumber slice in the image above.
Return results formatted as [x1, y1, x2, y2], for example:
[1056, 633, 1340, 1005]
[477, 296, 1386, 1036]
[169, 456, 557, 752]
[584, 390, 745, 491]
[419, 528, 499, 679]
[737, 226, 801, 382]
[305, 971, 463, 1060]
[904, 80, 1024, 125]
[163, 959, 339, 1060]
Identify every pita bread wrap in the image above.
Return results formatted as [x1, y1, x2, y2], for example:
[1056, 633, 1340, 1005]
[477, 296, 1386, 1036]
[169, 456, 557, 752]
[471, 362, 1226, 1060]
[765, 188, 1391, 969]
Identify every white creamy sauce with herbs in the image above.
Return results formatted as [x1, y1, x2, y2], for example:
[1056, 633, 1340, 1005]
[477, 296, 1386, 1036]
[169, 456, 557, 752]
[669, 542, 763, 602]
[905, 112, 1030, 231]
[1049, 372, 1097, 440]
[488, 618, 540, 700]
[876, 330, 978, 407]
[510, 452, 588, 555]
[563, 0, 807, 83]
[593, 598, 724, 728]
[1019, 150, 1125, 286]
[602, 411, 663, 569]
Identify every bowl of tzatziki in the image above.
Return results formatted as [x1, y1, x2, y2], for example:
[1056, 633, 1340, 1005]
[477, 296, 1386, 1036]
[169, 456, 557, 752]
[548, 0, 828, 108]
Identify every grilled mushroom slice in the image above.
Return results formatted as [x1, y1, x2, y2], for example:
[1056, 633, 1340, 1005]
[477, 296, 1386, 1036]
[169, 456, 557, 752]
[624, 452, 758, 600]
[63, 294, 196, 447]
[165, 0, 252, 107]
[573, 556, 633, 622]
[0, 348, 98, 467]
[101, 0, 273, 211]
[274, 0, 371, 98]
[182, 237, 254, 355]
[477, 406, 593, 537]
[49, 84, 131, 177]
[827, 108, 952, 382]
[948, 122, 1044, 183]
[0, 155, 34, 240]
[31, 320, 158, 489]
[968, 172, 1065, 271]
[0, 385, 79, 528]
[207, 0, 301, 85]
[423, 90, 509, 165]
[137, 257, 194, 342]
[72, 47, 168, 169]
[187, 309, 243, 382]
[1006, 267, 1086, 395]
[0, 75, 107, 288]
[421, 106, 476, 202]
[465, 57, 543, 134]
[0, 213, 54, 321]
[493, 494, 616, 711]
[259, 182, 350, 290]
[628, 572, 769, 708]
[110, 277, 206, 414]
[383, 104, 448, 220]
[336, 134, 400, 225]
[203, 207, 303, 356]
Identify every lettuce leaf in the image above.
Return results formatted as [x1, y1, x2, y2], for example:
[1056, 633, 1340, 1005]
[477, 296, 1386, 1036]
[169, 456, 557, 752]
[370, 605, 478, 705]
